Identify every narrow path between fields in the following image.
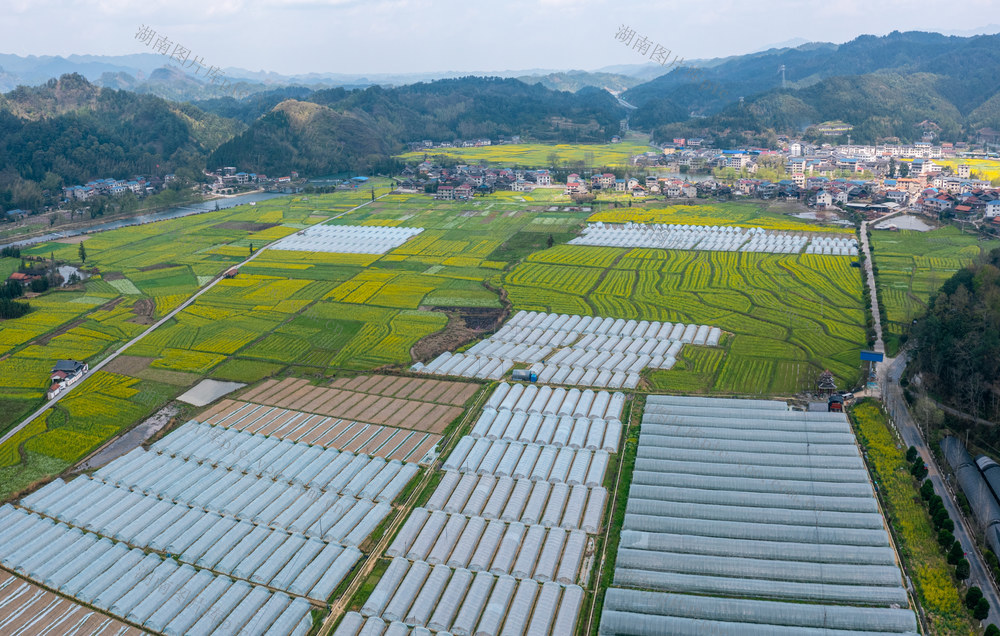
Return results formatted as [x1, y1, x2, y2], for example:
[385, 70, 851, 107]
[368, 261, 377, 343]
[859, 219, 884, 354]
[0, 195, 388, 449]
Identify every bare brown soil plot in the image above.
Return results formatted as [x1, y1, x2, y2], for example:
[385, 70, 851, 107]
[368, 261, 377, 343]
[101, 355, 153, 376]
[438, 382, 480, 406]
[339, 394, 382, 421]
[380, 430, 412, 459]
[341, 375, 372, 392]
[358, 428, 397, 455]
[273, 414, 317, 439]
[300, 420, 338, 445]
[253, 377, 303, 403]
[382, 400, 423, 429]
[368, 375, 401, 395]
[364, 398, 410, 426]
[258, 411, 306, 435]
[207, 402, 253, 427]
[400, 402, 438, 431]
[387, 432, 423, 461]
[410, 306, 505, 362]
[406, 379, 447, 403]
[408, 435, 440, 463]
[240, 378, 278, 402]
[287, 386, 330, 412]
[423, 404, 463, 434]
[301, 389, 338, 414]
[341, 426, 378, 453]
[197, 399, 237, 423]
[315, 420, 355, 446]
[274, 384, 316, 409]
[314, 389, 355, 416]
[0, 570, 141, 636]
[356, 397, 399, 424]
[236, 406, 283, 432]
[383, 376, 415, 397]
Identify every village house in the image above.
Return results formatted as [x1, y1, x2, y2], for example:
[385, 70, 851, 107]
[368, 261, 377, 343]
[48, 359, 88, 399]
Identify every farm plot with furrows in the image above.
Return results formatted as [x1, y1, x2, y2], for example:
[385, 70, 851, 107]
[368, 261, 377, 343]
[505, 262, 603, 296]
[871, 227, 1000, 354]
[503, 245, 864, 394]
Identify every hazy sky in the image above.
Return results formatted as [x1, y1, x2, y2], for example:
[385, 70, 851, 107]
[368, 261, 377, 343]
[4, 0, 999, 75]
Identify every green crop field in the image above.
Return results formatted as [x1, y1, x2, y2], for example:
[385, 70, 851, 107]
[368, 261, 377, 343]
[871, 226, 1000, 354]
[396, 138, 654, 168]
[502, 246, 866, 395]
[0, 192, 864, 500]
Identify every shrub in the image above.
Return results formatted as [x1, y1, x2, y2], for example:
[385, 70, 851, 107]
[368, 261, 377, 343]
[938, 529, 955, 549]
[966, 586, 983, 610]
[920, 479, 935, 500]
[985, 624, 999, 636]
[907, 446, 919, 463]
[912, 460, 928, 480]
[933, 508, 951, 529]
[973, 595, 989, 618]
[947, 541, 964, 565]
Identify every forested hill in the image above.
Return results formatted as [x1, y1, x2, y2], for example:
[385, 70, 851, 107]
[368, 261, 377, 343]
[0, 73, 242, 211]
[0, 74, 623, 211]
[623, 31, 1000, 145]
[914, 250, 1000, 422]
[205, 77, 624, 175]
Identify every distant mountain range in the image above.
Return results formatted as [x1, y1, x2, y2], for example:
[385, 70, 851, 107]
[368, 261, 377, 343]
[3, 30, 1000, 213]
[623, 31, 1000, 145]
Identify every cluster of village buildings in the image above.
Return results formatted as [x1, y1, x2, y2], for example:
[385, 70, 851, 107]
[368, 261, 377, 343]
[62, 176, 166, 201]
[58, 167, 306, 203]
[401, 137, 1000, 223]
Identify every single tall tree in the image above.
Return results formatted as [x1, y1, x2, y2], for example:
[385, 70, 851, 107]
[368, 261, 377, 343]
[78, 242, 87, 264]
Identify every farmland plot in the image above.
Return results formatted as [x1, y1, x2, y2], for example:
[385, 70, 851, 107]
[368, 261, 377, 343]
[503, 246, 865, 394]
[871, 227, 1000, 353]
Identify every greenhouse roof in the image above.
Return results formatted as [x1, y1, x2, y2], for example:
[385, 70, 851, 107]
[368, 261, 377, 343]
[599, 395, 918, 635]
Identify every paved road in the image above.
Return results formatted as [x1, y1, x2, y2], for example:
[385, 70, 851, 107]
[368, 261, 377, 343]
[859, 220, 885, 354]
[882, 353, 1000, 625]
[0, 197, 385, 448]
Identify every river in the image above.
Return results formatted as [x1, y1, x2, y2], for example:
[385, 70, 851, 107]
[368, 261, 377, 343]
[2, 192, 289, 248]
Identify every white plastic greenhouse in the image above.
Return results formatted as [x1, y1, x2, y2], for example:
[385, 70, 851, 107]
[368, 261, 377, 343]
[2, 411, 430, 635]
[568, 222, 855, 257]
[272, 225, 423, 254]
[354, 557, 586, 634]
[597, 395, 918, 635]
[0, 506, 318, 635]
[414, 311, 723, 385]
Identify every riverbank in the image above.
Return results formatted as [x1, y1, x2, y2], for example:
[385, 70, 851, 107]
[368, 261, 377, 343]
[0, 190, 285, 249]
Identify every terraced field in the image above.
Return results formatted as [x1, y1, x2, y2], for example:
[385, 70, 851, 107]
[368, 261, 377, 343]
[502, 246, 866, 394]
[871, 226, 1000, 354]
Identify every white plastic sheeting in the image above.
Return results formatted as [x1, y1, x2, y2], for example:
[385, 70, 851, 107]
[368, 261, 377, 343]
[470, 409, 619, 452]
[360, 557, 586, 634]
[414, 311, 723, 385]
[570, 222, 857, 257]
[442, 439, 607, 487]
[597, 395, 917, 635]
[0, 506, 313, 635]
[7, 413, 421, 626]
[272, 224, 423, 254]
